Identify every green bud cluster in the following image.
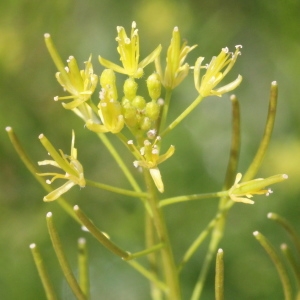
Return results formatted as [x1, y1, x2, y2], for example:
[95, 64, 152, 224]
[121, 75, 161, 134]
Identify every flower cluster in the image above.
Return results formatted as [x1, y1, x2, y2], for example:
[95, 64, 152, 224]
[43, 22, 246, 197]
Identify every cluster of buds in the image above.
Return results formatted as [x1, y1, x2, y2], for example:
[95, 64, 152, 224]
[121, 75, 161, 135]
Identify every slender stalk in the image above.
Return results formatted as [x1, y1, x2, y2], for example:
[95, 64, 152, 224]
[158, 88, 173, 135]
[145, 212, 163, 300]
[78, 238, 90, 299]
[29, 243, 58, 300]
[243, 81, 278, 181]
[178, 212, 222, 273]
[160, 95, 204, 137]
[281, 244, 300, 289]
[190, 95, 240, 300]
[73, 205, 130, 259]
[268, 212, 300, 255]
[46, 212, 86, 300]
[215, 249, 224, 300]
[159, 191, 228, 208]
[127, 260, 168, 292]
[253, 231, 292, 300]
[96, 132, 142, 193]
[86, 179, 148, 198]
[143, 169, 181, 300]
[6, 127, 78, 221]
[128, 243, 165, 260]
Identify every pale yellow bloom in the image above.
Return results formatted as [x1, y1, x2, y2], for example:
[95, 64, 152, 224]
[155, 26, 197, 89]
[228, 173, 288, 204]
[37, 131, 85, 201]
[99, 21, 162, 78]
[86, 69, 124, 134]
[129, 137, 175, 193]
[54, 55, 98, 109]
[194, 46, 242, 97]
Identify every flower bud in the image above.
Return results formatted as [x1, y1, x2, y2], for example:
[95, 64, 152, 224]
[140, 117, 152, 131]
[145, 101, 160, 120]
[123, 77, 138, 100]
[147, 73, 161, 100]
[100, 69, 118, 100]
[132, 95, 146, 110]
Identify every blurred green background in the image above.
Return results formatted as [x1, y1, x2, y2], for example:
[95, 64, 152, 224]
[1, 0, 300, 299]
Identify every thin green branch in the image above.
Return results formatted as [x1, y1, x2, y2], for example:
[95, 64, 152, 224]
[29, 243, 58, 300]
[46, 212, 86, 300]
[159, 191, 227, 208]
[6, 127, 78, 222]
[160, 94, 204, 137]
[178, 211, 222, 273]
[223, 95, 241, 189]
[215, 249, 224, 300]
[253, 231, 292, 300]
[145, 211, 163, 300]
[78, 238, 90, 299]
[158, 88, 173, 135]
[268, 212, 300, 255]
[127, 243, 165, 260]
[86, 179, 148, 198]
[127, 260, 168, 292]
[95, 132, 143, 193]
[143, 169, 181, 300]
[189, 95, 240, 299]
[73, 205, 130, 259]
[243, 81, 278, 181]
[281, 244, 300, 289]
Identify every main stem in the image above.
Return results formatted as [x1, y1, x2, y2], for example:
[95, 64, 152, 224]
[144, 170, 181, 300]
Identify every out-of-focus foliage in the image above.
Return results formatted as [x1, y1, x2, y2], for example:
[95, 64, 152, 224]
[1, 0, 299, 299]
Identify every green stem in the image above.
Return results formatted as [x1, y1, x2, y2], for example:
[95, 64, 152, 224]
[86, 179, 148, 198]
[268, 212, 300, 255]
[96, 132, 142, 193]
[215, 249, 224, 300]
[128, 243, 165, 260]
[158, 88, 172, 134]
[145, 212, 163, 300]
[6, 127, 78, 222]
[178, 211, 223, 273]
[127, 260, 168, 292]
[281, 244, 300, 289]
[160, 95, 204, 137]
[253, 231, 292, 300]
[46, 212, 86, 300]
[73, 205, 130, 259]
[29, 243, 58, 300]
[78, 238, 90, 299]
[190, 95, 240, 299]
[143, 170, 181, 300]
[159, 191, 228, 208]
[243, 81, 278, 181]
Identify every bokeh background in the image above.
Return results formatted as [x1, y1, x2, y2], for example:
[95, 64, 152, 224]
[1, 0, 300, 299]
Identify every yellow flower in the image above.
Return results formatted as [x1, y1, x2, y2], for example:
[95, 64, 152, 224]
[99, 21, 162, 78]
[54, 55, 98, 109]
[228, 173, 288, 204]
[128, 137, 175, 193]
[155, 26, 197, 89]
[86, 69, 124, 134]
[194, 45, 242, 97]
[37, 131, 85, 201]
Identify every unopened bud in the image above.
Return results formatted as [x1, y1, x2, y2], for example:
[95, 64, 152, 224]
[147, 73, 161, 100]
